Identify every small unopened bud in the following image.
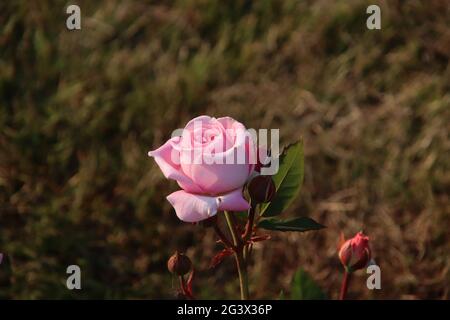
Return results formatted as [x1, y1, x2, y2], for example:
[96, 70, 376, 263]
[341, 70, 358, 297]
[167, 251, 192, 276]
[338, 232, 371, 272]
[248, 175, 276, 204]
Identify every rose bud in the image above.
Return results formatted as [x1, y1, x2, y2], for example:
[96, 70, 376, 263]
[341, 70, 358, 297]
[167, 251, 192, 276]
[338, 232, 371, 272]
[248, 175, 276, 204]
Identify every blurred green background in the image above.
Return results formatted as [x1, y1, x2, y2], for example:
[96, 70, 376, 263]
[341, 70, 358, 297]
[1, 0, 449, 299]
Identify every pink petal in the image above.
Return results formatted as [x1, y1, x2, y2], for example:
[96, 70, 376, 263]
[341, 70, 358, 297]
[217, 188, 250, 212]
[217, 116, 246, 131]
[166, 188, 250, 223]
[167, 190, 219, 222]
[180, 126, 254, 195]
[184, 161, 251, 195]
[148, 137, 203, 193]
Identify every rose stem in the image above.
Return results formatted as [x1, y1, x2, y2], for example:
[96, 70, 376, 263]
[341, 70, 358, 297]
[213, 224, 234, 249]
[224, 211, 241, 246]
[234, 249, 249, 300]
[179, 275, 187, 296]
[339, 270, 351, 300]
[242, 205, 256, 241]
[224, 211, 249, 300]
[242, 205, 256, 261]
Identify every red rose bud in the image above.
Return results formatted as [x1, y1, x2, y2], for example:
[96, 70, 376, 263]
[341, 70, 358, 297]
[167, 251, 192, 276]
[338, 232, 371, 272]
[248, 175, 276, 204]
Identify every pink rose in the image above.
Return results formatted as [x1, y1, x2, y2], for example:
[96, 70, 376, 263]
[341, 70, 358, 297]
[148, 116, 255, 222]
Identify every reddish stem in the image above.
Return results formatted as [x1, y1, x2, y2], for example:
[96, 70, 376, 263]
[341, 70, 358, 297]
[231, 214, 242, 242]
[242, 206, 256, 241]
[339, 270, 351, 300]
[224, 211, 249, 300]
[214, 224, 235, 249]
[179, 275, 187, 295]
[179, 275, 194, 300]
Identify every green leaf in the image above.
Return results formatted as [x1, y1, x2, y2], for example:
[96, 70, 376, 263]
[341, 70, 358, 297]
[290, 268, 327, 300]
[257, 217, 325, 232]
[260, 140, 304, 217]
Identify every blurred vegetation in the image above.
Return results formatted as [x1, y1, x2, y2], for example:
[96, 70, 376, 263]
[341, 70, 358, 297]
[0, 0, 449, 299]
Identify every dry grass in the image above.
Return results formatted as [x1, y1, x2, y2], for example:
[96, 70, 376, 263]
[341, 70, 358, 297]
[0, 0, 449, 299]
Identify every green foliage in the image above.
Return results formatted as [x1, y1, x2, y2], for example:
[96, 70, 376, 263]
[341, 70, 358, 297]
[289, 269, 326, 300]
[258, 217, 325, 233]
[260, 141, 304, 217]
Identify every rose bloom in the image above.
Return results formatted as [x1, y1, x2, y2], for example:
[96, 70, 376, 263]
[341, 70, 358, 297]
[338, 232, 371, 271]
[149, 116, 256, 222]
